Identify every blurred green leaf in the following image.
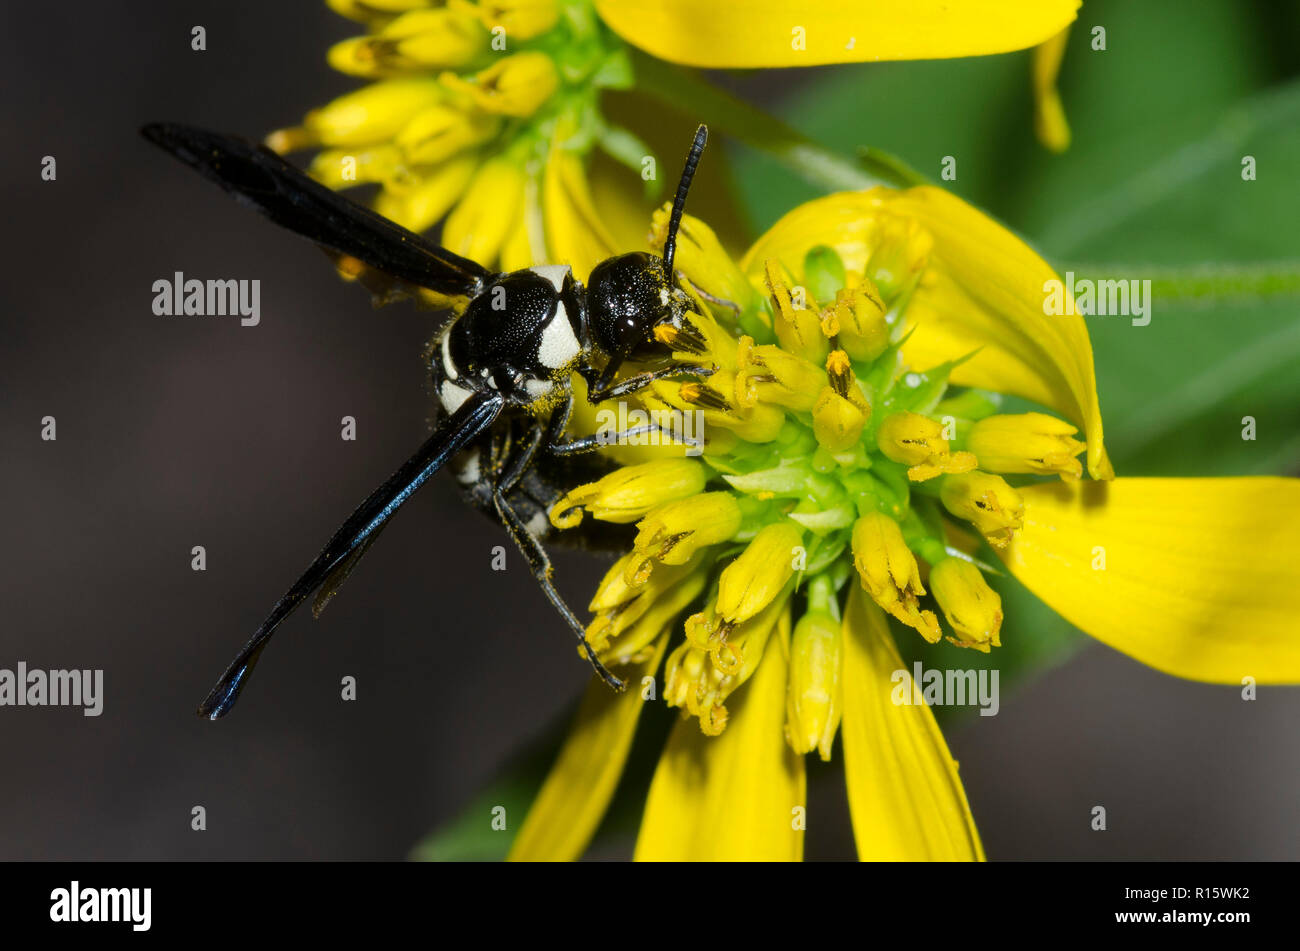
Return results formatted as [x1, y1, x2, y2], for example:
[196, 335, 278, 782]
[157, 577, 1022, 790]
[410, 716, 566, 861]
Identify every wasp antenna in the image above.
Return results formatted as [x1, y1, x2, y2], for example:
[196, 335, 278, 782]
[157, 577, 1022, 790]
[662, 124, 708, 276]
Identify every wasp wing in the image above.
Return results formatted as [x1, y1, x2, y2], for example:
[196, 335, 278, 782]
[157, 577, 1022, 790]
[141, 122, 492, 300]
[197, 391, 505, 720]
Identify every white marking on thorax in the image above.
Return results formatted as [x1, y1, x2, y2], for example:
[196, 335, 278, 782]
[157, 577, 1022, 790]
[440, 331, 458, 381]
[440, 380, 474, 414]
[524, 378, 553, 401]
[529, 264, 571, 291]
[525, 510, 550, 539]
[537, 300, 580, 369]
[453, 448, 481, 485]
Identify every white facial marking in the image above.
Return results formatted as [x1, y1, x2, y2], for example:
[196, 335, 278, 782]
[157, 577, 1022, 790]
[440, 332, 458, 380]
[525, 378, 553, 401]
[529, 264, 571, 291]
[440, 380, 474, 414]
[537, 300, 580, 369]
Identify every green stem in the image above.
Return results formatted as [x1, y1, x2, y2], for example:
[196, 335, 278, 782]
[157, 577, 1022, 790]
[630, 49, 911, 192]
[1055, 260, 1300, 305]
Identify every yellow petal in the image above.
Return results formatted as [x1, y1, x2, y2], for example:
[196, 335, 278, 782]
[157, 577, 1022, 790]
[508, 636, 668, 861]
[1001, 478, 1300, 684]
[372, 154, 477, 232]
[585, 147, 657, 256]
[441, 156, 526, 264]
[895, 187, 1110, 478]
[543, 132, 620, 282]
[596, 0, 1079, 67]
[841, 587, 985, 860]
[635, 621, 804, 860]
[1032, 27, 1072, 152]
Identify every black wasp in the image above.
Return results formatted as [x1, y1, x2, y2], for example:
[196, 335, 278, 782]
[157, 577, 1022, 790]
[141, 121, 714, 719]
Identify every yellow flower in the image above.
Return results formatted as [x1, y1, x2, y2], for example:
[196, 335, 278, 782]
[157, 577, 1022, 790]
[274, 1, 1082, 281]
[507, 183, 1300, 862]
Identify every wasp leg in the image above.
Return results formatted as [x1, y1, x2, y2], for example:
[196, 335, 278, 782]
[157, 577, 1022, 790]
[537, 392, 694, 456]
[488, 403, 624, 689]
[582, 362, 715, 403]
[491, 484, 625, 691]
[548, 426, 669, 456]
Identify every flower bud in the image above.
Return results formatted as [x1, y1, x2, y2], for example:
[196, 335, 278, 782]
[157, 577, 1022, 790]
[627, 492, 743, 583]
[876, 411, 977, 481]
[470, 0, 560, 40]
[273, 78, 445, 149]
[851, 513, 940, 642]
[765, 260, 829, 364]
[833, 282, 890, 362]
[812, 349, 870, 452]
[308, 145, 405, 189]
[328, 9, 485, 77]
[715, 521, 803, 628]
[396, 103, 499, 164]
[812, 386, 866, 452]
[326, 0, 434, 25]
[786, 610, 842, 760]
[442, 51, 559, 118]
[550, 458, 706, 528]
[735, 337, 827, 411]
[939, 470, 1024, 549]
[930, 557, 1003, 652]
[372, 154, 477, 232]
[966, 412, 1085, 480]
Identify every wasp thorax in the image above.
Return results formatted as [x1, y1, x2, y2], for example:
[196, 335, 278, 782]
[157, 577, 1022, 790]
[586, 252, 689, 364]
[438, 264, 584, 410]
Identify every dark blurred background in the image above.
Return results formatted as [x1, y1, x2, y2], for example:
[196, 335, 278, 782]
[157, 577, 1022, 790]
[2, 1, 1298, 860]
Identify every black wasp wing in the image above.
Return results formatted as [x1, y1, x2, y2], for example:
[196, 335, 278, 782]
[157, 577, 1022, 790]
[140, 122, 492, 300]
[197, 391, 505, 720]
